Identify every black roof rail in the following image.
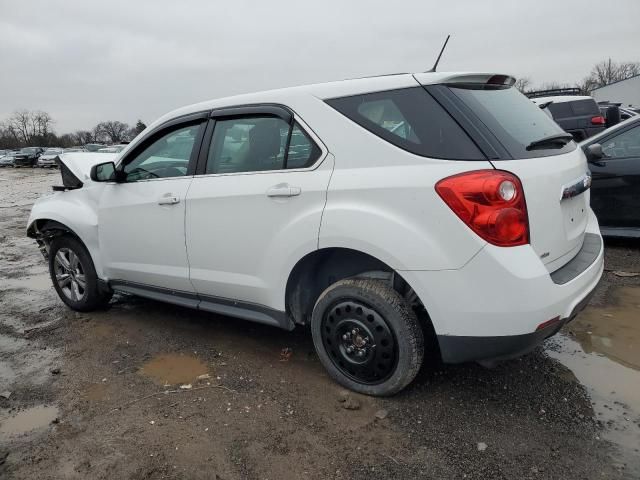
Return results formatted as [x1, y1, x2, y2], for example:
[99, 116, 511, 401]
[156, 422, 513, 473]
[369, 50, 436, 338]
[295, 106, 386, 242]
[526, 87, 582, 99]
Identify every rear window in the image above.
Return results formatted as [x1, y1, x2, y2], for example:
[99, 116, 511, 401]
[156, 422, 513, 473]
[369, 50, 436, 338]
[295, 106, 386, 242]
[570, 99, 600, 116]
[448, 86, 576, 158]
[326, 87, 484, 160]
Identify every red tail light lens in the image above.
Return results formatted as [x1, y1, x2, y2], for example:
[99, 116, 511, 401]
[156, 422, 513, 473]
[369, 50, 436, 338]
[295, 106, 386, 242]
[591, 115, 605, 125]
[436, 170, 529, 247]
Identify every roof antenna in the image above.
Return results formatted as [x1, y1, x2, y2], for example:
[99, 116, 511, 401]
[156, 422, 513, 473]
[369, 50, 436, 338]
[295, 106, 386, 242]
[426, 35, 450, 72]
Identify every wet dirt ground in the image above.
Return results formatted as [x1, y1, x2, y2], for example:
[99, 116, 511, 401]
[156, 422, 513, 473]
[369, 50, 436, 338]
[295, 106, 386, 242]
[1, 168, 639, 479]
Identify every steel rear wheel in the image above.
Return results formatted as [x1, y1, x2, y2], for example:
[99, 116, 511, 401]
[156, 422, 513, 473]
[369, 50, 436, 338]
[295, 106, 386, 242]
[322, 300, 398, 385]
[311, 278, 424, 396]
[48, 235, 112, 312]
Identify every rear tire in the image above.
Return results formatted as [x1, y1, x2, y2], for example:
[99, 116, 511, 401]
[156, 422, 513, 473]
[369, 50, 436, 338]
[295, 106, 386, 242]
[311, 278, 424, 396]
[48, 235, 112, 311]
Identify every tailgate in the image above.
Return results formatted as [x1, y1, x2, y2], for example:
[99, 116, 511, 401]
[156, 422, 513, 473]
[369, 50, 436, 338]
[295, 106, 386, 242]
[493, 148, 590, 269]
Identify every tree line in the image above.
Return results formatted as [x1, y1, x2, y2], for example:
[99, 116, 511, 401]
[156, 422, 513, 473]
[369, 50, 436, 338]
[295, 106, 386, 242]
[0, 113, 146, 150]
[514, 58, 640, 94]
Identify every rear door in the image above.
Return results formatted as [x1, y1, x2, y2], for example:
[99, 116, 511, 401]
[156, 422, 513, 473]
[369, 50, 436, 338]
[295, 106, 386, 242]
[185, 106, 332, 309]
[422, 80, 591, 270]
[589, 122, 640, 228]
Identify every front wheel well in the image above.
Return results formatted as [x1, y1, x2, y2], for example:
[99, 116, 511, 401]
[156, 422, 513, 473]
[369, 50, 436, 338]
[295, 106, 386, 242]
[28, 219, 82, 259]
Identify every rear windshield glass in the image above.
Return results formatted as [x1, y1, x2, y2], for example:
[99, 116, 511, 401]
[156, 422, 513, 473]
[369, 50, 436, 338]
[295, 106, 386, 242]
[570, 99, 600, 116]
[326, 87, 485, 160]
[449, 86, 576, 158]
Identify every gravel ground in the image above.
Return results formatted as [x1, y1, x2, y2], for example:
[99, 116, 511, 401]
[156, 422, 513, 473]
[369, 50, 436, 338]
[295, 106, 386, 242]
[0, 167, 638, 480]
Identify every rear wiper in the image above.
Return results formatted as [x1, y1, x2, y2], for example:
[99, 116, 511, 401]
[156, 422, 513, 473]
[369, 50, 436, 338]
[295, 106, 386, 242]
[526, 133, 574, 151]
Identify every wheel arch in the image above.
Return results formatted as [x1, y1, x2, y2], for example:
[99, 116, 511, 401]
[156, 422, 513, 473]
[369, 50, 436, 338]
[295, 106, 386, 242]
[284, 247, 437, 339]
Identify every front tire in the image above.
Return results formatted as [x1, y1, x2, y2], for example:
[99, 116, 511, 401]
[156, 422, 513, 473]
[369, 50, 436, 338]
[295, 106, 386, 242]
[311, 278, 424, 396]
[48, 236, 112, 311]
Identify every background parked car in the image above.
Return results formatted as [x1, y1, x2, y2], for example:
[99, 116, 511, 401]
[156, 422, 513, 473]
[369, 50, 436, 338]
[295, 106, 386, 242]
[13, 147, 45, 167]
[98, 145, 127, 153]
[37, 148, 64, 168]
[529, 88, 606, 141]
[582, 115, 640, 237]
[0, 150, 16, 167]
[64, 147, 88, 153]
[84, 143, 105, 152]
[597, 101, 639, 127]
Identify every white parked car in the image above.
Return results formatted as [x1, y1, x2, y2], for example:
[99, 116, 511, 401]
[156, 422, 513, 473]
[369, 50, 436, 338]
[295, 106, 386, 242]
[27, 72, 603, 395]
[37, 148, 64, 168]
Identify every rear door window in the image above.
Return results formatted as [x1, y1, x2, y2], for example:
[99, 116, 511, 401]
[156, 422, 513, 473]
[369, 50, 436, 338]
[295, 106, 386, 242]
[326, 87, 485, 160]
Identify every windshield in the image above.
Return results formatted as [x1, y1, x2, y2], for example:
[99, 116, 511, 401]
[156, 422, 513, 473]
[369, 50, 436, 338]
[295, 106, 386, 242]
[448, 86, 576, 158]
[20, 147, 38, 153]
[44, 149, 62, 154]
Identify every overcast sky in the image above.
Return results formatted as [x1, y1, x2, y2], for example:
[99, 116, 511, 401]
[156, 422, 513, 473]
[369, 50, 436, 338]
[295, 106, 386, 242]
[1, 0, 639, 133]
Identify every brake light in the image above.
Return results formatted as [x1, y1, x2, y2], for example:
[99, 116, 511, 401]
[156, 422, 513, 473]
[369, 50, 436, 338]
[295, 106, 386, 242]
[435, 170, 529, 247]
[591, 115, 605, 125]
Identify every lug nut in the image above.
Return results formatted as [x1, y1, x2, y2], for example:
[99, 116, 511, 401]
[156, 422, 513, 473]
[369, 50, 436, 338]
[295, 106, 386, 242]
[351, 329, 357, 335]
[357, 350, 365, 357]
[342, 333, 348, 340]
[346, 346, 354, 354]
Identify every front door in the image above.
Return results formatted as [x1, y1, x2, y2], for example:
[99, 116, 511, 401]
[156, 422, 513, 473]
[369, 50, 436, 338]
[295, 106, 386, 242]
[590, 123, 640, 229]
[98, 120, 206, 292]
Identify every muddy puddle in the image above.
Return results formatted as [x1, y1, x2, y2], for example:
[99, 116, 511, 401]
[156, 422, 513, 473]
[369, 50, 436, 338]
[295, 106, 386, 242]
[139, 353, 209, 386]
[1, 274, 52, 291]
[546, 286, 640, 474]
[0, 405, 59, 439]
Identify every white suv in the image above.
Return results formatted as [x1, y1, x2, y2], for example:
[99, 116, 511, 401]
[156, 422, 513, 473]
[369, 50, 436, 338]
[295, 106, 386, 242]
[27, 72, 604, 396]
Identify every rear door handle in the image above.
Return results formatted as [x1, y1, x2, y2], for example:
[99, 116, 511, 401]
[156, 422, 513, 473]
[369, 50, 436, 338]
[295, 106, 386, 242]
[158, 194, 180, 205]
[266, 184, 301, 198]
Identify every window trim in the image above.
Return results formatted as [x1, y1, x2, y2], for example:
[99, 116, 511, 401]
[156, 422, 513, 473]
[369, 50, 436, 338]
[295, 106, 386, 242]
[116, 111, 209, 182]
[195, 104, 326, 177]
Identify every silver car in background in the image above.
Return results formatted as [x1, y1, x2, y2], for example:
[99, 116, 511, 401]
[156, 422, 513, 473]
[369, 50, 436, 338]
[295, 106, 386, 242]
[37, 148, 64, 168]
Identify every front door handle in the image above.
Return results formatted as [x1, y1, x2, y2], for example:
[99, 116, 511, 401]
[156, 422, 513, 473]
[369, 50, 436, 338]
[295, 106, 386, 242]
[158, 194, 180, 205]
[266, 184, 301, 198]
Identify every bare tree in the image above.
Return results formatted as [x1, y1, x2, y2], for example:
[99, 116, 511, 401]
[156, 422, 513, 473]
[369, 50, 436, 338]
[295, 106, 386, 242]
[580, 58, 640, 94]
[73, 130, 96, 145]
[95, 120, 130, 144]
[514, 77, 532, 94]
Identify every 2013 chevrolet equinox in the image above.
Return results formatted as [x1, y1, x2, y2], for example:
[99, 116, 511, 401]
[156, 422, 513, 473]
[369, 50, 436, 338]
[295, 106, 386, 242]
[27, 72, 604, 396]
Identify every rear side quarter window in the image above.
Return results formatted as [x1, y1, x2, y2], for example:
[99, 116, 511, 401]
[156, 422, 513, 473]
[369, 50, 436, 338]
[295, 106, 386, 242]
[326, 87, 485, 160]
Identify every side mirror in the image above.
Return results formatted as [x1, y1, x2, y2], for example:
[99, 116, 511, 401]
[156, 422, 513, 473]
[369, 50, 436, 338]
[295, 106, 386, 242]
[585, 143, 604, 163]
[90, 161, 117, 182]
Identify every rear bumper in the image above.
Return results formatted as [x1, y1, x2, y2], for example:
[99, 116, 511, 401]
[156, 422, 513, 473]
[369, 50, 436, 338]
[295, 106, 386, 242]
[436, 280, 596, 364]
[401, 210, 604, 363]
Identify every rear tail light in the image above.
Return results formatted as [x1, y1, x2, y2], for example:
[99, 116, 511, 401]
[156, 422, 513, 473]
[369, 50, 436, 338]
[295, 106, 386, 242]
[591, 115, 605, 125]
[436, 170, 529, 247]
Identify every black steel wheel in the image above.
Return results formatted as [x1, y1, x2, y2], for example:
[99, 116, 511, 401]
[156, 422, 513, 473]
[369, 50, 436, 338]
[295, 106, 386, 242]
[311, 278, 424, 396]
[321, 299, 398, 384]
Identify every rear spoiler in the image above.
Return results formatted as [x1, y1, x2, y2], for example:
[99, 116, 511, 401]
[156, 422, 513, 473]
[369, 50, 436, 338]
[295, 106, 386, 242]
[414, 72, 516, 87]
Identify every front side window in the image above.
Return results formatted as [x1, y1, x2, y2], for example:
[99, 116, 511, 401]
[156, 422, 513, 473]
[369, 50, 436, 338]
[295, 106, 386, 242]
[326, 87, 484, 160]
[601, 126, 640, 159]
[122, 124, 200, 181]
[206, 117, 320, 174]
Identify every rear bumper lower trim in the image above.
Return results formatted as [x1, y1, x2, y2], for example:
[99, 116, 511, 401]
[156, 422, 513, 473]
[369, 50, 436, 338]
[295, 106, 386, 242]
[549, 232, 602, 285]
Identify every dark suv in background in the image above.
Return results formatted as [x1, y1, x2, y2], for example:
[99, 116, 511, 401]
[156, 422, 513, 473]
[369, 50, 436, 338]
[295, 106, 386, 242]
[14, 147, 45, 167]
[528, 88, 606, 141]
